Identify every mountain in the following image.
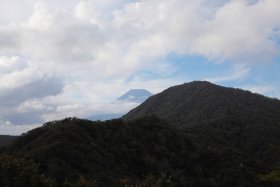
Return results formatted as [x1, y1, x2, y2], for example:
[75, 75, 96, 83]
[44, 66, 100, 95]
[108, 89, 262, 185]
[0, 135, 18, 147]
[124, 81, 280, 128]
[2, 81, 280, 186]
[84, 89, 152, 121]
[86, 113, 123, 121]
[2, 117, 212, 186]
[124, 81, 280, 185]
[117, 89, 152, 103]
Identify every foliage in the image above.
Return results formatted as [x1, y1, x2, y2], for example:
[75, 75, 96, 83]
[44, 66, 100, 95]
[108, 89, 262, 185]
[63, 176, 97, 187]
[258, 167, 280, 184]
[0, 154, 56, 187]
[2, 81, 280, 186]
[124, 81, 280, 186]
[4, 117, 208, 186]
[0, 135, 18, 147]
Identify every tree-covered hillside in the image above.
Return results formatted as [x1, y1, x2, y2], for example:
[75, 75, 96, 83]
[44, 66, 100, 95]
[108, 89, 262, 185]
[124, 81, 280, 129]
[1, 81, 280, 186]
[0, 135, 18, 147]
[124, 81, 280, 186]
[2, 117, 212, 186]
[2, 116, 279, 186]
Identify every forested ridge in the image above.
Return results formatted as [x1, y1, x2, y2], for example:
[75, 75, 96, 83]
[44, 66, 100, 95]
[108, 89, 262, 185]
[125, 81, 280, 185]
[0, 135, 18, 147]
[124, 81, 280, 129]
[1, 81, 280, 186]
[1, 117, 212, 186]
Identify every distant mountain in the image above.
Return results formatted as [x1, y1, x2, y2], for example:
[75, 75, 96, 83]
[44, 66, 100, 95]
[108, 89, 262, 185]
[85, 89, 152, 121]
[87, 113, 123, 121]
[117, 89, 152, 103]
[0, 135, 18, 147]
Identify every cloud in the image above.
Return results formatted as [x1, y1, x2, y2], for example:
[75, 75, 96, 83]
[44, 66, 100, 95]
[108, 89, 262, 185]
[0, 120, 40, 135]
[240, 84, 280, 98]
[0, 56, 63, 129]
[41, 102, 139, 123]
[242, 85, 275, 95]
[191, 0, 280, 62]
[1, 0, 280, 78]
[204, 64, 251, 83]
[0, 0, 280, 134]
[0, 56, 27, 74]
[0, 56, 63, 106]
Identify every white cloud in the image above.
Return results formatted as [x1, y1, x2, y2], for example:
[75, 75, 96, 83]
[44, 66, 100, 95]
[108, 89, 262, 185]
[240, 84, 280, 98]
[40, 102, 139, 123]
[0, 56, 27, 74]
[191, 0, 280, 61]
[1, 0, 280, 78]
[26, 2, 55, 31]
[17, 100, 53, 113]
[0, 0, 280, 134]
[243, 85, 275, 95]
[0, 120, 40, 135]
[204, 64, 251, 83]
[0, 56, 63, 106]
[2, 0, 280, 66]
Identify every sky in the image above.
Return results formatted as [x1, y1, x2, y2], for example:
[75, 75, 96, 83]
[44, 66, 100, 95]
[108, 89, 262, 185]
[0, 0, 280, 135]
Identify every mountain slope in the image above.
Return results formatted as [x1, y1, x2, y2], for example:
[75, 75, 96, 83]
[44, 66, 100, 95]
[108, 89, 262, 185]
[3, 118, 277, 186]
[2, 81, 280, 186]
[124, 81, 280, 185]
[3, 117, 212, 186]
[0, 135, 18, 147]
[124, 81, 280, 128]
